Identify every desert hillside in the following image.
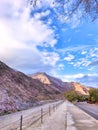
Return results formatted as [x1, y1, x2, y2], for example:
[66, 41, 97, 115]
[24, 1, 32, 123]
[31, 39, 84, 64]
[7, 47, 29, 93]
[0, 61, 61, 114]
[70, 82, 90, 95]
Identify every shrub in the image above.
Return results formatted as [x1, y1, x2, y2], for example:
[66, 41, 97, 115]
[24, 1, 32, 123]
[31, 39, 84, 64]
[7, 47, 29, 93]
[64, 90, 79, 102]
[64, 90, 88, 102]
[88, 88, 98, 103]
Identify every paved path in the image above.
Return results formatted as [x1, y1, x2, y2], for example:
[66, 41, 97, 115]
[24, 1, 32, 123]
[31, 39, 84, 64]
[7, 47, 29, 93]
[1, 101, 98, 130]
[0, 101, 62, 130]
[29, 101, 98, 130]
[67, 102, 98, 130]
[27, 102, 67, 130]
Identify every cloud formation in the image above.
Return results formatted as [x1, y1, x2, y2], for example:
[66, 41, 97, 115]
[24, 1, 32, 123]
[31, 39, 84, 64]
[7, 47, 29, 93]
[0, 0, 58, 74]
[89, 60, 98, 66]
[64, 54, 75, 61]
[62, 73, 98, 88]
[76, 74, 98, 88]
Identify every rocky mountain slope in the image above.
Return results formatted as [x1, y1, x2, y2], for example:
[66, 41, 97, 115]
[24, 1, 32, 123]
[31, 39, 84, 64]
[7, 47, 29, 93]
[31, 72, 90, 95]
[0, 61, 61, 114]
[69, 82, 90, 95]
[32, 72, 68, 92]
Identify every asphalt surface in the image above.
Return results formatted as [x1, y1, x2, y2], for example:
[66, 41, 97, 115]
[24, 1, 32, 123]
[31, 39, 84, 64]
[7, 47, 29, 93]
[76, 102, 98, 120]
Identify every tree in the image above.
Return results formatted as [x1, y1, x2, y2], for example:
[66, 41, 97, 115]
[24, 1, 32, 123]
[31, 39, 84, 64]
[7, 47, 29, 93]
[29, 0, 98, 21]
[64, 90, 88, 102]
[88, 88, 98, 103]
[64, 90, 79, 102]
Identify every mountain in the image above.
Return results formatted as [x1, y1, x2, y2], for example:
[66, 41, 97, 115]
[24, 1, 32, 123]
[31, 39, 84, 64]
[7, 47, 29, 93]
[0, 61, 61, 115]
[69, 82, 90, 95]
[0, 61, 90, 115]
[31, 72, 90, 95]
[31, 72, 69, 92]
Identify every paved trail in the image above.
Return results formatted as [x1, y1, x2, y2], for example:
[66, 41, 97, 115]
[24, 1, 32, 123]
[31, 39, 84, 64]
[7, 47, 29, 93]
[29, 101, 98, 130]
[0, 101, 62, 130]
[1, 101, 98, 130]
[67, 102, 98, 130]
[27, 102, 67, 130]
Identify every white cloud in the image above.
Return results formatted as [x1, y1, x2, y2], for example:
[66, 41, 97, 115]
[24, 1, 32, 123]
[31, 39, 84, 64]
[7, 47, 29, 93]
[34, 10, 50, 19]
[89, 48, 98, 58]
[58, 64, 64, 70]
[0, 0, 58, 73]
[62, 73, 98, 88]
[56, 45, 97, 54]
[42, 52, 60, 66]
[62, 73, 84, 81]
[73, 58, 91, 67]
[0, 8, 56, 47]
[76, 74, 98, 88]
[57, 45, 98, 70]
[69, 12, 82, 29]
[81, 51, 87, 55]
[64, 54, 74, 61]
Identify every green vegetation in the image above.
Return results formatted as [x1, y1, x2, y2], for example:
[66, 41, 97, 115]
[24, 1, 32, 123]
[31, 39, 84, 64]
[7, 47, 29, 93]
[64, 90, 78, 102]
[64, 88, 98, 104]
[64, 90, 87, 102]
[88, 88, 98, 103]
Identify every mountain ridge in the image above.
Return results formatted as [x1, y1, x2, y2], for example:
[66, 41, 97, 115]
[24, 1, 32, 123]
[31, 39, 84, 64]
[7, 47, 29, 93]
[31, 72, 90, 95]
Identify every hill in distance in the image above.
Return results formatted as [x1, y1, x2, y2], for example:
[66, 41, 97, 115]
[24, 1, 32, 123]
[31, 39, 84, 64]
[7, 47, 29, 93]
[31, 72, 90, 95]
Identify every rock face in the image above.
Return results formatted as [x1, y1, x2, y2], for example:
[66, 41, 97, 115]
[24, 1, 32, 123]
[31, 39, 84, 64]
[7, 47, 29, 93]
[32, 72, 68, 92]
[70, 82, 90, 95]
[0, 61, 61, 114]
[32, 72, 51, 85]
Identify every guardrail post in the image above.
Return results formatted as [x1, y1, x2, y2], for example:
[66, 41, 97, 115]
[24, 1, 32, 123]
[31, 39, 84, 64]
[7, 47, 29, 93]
[53, 104, 55, 112]
[41, 108, 43, 124]
[20, 115, 23, 130]
[49, 105, 51, 116]
[56, 104, 57, 109]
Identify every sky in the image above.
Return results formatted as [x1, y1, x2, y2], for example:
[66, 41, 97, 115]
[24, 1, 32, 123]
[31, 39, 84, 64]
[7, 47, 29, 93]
[0, 0, 98, 88]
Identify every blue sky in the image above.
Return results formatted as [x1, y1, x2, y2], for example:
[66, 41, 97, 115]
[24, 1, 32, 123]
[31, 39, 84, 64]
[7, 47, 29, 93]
[0, 0, 98, 87]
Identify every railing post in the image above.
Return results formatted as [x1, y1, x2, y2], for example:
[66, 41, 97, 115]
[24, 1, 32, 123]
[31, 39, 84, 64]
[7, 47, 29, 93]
[41, 108, 43, 124]
[49, 105, 51, 116]
[56, 104, 57, 109]
[53, 104, 55, 112]
[20, 115, 23, 130]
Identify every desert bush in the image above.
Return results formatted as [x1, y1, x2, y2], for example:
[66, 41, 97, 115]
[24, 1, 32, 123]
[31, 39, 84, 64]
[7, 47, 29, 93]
[64, 90, 79, 102]
[88, 88, 98, 103]
[64, 90, 88, 102]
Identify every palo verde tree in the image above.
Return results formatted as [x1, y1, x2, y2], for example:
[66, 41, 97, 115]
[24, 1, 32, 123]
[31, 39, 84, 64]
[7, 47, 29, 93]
[29, 0, 98, 21]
